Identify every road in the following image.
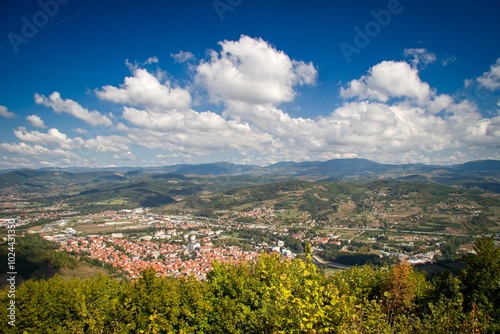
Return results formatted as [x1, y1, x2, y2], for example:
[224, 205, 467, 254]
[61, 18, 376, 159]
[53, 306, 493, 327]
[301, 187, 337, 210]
[321, 226, 473, 238]
[312, 255, 351, 270]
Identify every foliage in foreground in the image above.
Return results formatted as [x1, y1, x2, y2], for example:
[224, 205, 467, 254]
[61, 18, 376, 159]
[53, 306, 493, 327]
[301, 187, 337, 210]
[0, 237, 499, 333]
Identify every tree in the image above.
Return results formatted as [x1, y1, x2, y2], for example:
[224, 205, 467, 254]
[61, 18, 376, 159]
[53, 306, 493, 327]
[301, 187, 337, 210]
[460, 236, 500, 332]
[380, 261, 430, 328]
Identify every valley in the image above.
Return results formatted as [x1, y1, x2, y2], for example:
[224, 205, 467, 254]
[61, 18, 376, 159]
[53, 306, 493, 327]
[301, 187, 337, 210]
[1, 159, 499, 281]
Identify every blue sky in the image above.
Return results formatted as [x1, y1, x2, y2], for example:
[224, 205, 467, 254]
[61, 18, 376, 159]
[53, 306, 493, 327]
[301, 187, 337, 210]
[0, 0, 499, 169]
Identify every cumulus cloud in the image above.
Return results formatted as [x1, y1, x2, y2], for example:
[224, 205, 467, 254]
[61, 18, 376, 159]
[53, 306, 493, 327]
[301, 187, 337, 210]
[171, 51, 195, 63]
[14, 127, 74, 150]
[340, 61, 432, 104]
[144, 56, 159, 65]
[426, 94, 453, 114]
[107, 35, 319, 163]
[195, 35, 317, 105]
[73, 128, 88, 134]
[11, 126, 130, 157]
[222, 101, 452, 161]
[0, 106, 17, 119]
[34, 92, 113, 127]
[74, 135, 130, 153]
[116, 45, 499, 165]
[404, 48, 436, 69]
[3, 38, 499, 168]
[112, 151, 136, 161]
[96, 68, 192, 111]
[0, 142, 74, 157]
[122, 107, 228, 132]
[477, 58, 500, 91]
[26, 115, 46, 128]
[214, 55, 498, 164]
[0, 156, 38, 169]
[122, 107, 272, 155]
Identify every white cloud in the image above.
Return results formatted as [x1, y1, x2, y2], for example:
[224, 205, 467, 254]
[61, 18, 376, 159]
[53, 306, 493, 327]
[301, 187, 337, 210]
[340, 61, 432, 104]
[404, 48, 436, 69]
[116, 47, 499, 165]
[112, 151, 136, 161]
[0, 145, 101, 169]
[195, 35, 317, 105]
[122, 107, 272, 155]
[464, 79, 473, 88]
[0, 142, 74, 157]
[114, 122, 129, 132]
[14, 127, 74, 150]
[34, 92, 113, 127]
[477, 58, 500, 91]
[73, 128, 88, 134]
[427, 94, 453, 114]
[0, 106, 16, 119]
[96, 68, 191, 111]
[2, 39, 498, 169]
[0, 156, 37, 169]
[26, 115, 46, 128]
[144, 56, 159, 65]
[122, 107, 228, 132]
[214, 55, 499, 164]
[73, 135, 130, 153]
[171, 51, 195, 63]
[222, 101, 451, 160]
[11, 126, 130, 157]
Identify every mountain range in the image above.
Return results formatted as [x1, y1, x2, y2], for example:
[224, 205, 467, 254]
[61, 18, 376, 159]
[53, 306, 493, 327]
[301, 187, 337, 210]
[1, 158, 500, 196]
[3, 158, 499, 176]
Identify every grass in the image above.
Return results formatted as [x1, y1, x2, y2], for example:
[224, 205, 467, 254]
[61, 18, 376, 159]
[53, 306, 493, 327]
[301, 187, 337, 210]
[323, 268, 343, 277]
[94, 197, 131, 205]
[58, 262, 111, 280]
[71, 222, 135, 234]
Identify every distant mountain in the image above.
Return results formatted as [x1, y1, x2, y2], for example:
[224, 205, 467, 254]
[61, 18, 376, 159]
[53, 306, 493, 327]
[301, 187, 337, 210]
[72, 181, 176, 207]
[266, 160, 322, 170]
[309, 158, 391, 175]
[1, 159, 499, 194]
[263, 158, 437, 178]
[450, 160, 500, 172]
[0, 170, 76, 188]
[172, 162, 260, 175]
[4, 159, 500, 177]
[0, 170, 131, 194]
[151, 173, 190, 181]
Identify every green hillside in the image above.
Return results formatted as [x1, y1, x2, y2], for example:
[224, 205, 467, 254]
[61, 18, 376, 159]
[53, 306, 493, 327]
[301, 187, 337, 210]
[178, 180, 500, 234]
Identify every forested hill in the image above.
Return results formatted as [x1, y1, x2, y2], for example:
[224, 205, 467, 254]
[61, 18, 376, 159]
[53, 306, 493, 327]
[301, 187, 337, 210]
[1, 237, 499, 333]
[2, 158, 500, 194]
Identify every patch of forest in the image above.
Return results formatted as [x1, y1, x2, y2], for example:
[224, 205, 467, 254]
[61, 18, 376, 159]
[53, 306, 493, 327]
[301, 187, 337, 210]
[0, 234, 78, 286]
